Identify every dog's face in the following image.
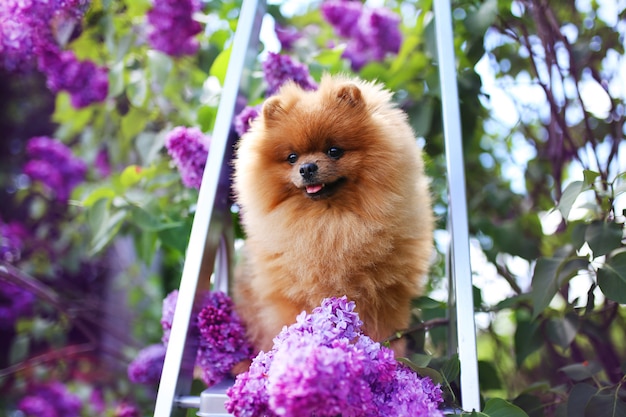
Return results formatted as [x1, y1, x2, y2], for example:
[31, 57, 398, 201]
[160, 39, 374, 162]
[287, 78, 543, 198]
[235, 77, 414, 215]
[254, 83, 380, 205]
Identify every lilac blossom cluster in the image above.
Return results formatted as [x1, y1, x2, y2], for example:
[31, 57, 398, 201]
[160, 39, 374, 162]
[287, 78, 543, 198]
[0, 218, 26, 263]
[38, 45, 109, 108]
[130, 290, 252, 387]
[18, 382, 82, 417]
[196, 290, 254, 386]
[262, 52, 318, 96]
[164, 126, 211, 190]
[0, 0, 108, 108]
[226, 296, 444, 417]
[127, 343, 167, 384]
[0, 281, 35, 329]
[146, 0, 203, 57]
[233, 52, 317, 135]
[23, 136, 87, 203]
[234, 105, 261, 137]
[321, 1, 402, 71]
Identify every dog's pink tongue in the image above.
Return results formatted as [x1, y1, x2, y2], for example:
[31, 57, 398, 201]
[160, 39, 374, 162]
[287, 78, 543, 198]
[306, 184, 323, 194]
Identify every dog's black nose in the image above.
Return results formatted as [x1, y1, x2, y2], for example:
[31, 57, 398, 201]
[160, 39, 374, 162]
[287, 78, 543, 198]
[299, 162, 318, 180]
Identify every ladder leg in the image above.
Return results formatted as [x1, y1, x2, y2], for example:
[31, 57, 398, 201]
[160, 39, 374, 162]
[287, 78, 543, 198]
[434, 0, 481, 412]
[153, 1, 266, 416]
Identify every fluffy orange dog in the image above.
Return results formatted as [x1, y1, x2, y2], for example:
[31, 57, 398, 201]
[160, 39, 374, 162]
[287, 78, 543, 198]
[233, 74, 433, 356]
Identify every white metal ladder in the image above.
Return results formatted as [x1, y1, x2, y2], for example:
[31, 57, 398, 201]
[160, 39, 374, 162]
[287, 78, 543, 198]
[153, 0, 479, 415]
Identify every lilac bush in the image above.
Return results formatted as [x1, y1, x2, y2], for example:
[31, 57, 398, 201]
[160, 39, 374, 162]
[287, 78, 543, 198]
[321, 1, 402, 71]
[0, 218, 26, 263]
[18, 382, 82, 417]
[262, 52, 318, 96]
[0, 0, 108, 107]
[23, 136, 87, 202]
[164, 126, 211, 190]
[226, 297, 444, 417]
[0, 281, 35, 329]
[146, 0, 202, 57]
[157, 290, 252, 387]
[234, 105, 261, 137]
[127, 343, 167, 384]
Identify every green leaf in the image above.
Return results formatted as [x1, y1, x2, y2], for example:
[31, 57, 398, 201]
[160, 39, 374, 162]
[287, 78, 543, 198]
[556, 180, 585, 220]
[87, 198, 127, 255]
[478, 360, 502, 391]
[585, 391, 626, 417]
[559, 361, 602, 381]
[582, 170, 600, 187]
[210, 46, 232, 85]
[121, 107, 149, 141]
[531, 256, 589, 318]
[440, 354, 460, 384]
[83, 187, 116, 207]
[396, 358, 444, 385]
[465, 0, 498, 38]
[597, 252, 626, 304]
[514, 312, 543, 366]
[585, 221, 623, 257]
[546, 315, 579, 349]
[197, 105, 217, 132]
[120, 165, 144, 188]
[482, 398, 530, 417]
[127, 69, 148, 107]
[567, 383, 597, 417]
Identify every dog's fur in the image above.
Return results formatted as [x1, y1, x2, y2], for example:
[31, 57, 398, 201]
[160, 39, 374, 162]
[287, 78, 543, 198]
[232, 74, 434, 356]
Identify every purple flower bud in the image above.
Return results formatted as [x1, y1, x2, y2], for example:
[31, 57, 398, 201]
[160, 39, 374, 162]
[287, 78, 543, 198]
[0, 218, 27, 263]
[23, 136, 87, 202]
[164, 126, 211, 190]
[234, 105, 261, 137]
[128, 344, 167, 384]
[321, 1, 403, 71]
[147, 0, 203, 57]
[18, 382, 82, 417]
[196, 291, 253, 386]
[262, 52, 318, 96]
[0, 281, 35, 329]
[114, 402, 142, 417]
[274, 24, 302, 51]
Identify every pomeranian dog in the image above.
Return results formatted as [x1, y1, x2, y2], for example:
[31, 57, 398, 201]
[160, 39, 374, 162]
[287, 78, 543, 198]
[232, 74, 434, 356]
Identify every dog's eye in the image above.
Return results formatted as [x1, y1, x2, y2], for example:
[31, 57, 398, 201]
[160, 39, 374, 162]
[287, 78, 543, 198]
[287, 153, 298, 164]
[327, 147, 344, 159]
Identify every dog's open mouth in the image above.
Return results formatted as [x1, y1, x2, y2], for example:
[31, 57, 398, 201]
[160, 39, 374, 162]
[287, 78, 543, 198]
[303, 178, 346, 199]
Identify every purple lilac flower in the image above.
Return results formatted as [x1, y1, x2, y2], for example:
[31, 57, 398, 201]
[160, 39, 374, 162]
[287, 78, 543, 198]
[23, 136, 87, 202]
[321, 1, 402, 71]
[147, 0, 202, 57]
[0, 281, 36, 329]
[37, 45, 109, 108]
[0, 0, 108, 108]
[128, 343, 167, 384]
[114, 402, 142, 417]
[234, 105, 261, 137]
[274, 24, 302, 51]
[196, 291, 253, 386]
[161, 289, 179, 345]
[160, 290, 252, 387]
[95, 147, 112, 177]
[226, 296, 444, 417]
[18, 382, 82, 417]
[0, 0, 84, 71]
[262, 52, 318, 96]
[165, 126, 211, 190]
[0, 218, 26, 263]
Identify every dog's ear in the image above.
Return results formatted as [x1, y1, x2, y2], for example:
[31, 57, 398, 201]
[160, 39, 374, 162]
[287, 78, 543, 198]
[262, 96, 285, 123]
[336, 83, 363, 108]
